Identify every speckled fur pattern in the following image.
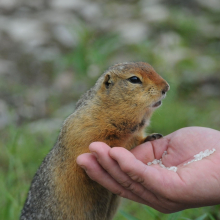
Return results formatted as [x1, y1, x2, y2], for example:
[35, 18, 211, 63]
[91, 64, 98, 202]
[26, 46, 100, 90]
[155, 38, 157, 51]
[20, 62, 169, 220]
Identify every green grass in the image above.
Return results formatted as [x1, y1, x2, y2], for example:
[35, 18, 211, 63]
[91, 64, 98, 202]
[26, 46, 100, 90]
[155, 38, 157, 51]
[0, 126, 56, 219]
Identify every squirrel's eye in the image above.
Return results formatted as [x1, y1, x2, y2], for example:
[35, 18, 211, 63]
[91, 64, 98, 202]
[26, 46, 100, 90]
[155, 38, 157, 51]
[127, 76, 142, 84]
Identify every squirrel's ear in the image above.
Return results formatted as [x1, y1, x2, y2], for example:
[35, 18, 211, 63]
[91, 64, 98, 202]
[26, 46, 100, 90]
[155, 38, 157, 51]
[103, 74, 113, 89]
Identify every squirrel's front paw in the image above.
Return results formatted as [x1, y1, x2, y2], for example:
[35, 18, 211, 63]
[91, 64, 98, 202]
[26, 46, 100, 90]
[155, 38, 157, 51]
[144, 133, 163, 142]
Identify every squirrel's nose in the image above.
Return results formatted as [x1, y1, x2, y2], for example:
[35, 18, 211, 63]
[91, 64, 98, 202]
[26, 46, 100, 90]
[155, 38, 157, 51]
[162, 84, 170, 95]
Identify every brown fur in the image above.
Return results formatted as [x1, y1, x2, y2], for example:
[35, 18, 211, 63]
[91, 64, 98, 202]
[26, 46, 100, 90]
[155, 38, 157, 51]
[20, 62, 169, 220]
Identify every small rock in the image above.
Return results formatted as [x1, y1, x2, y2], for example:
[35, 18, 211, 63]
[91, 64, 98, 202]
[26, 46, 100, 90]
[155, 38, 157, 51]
[50, 0, 88, 10]
[87, 64, 100, 78]
[21, 0, 46, 10]
[196, 56, 216, 73]
[141, 5, 169, 22]
[80, 3, 102, 21]
[0, 0, 18, 11]
[52, 25, 75, 47]
[116, 21, 149, 43]
[27, 118, 63, 134]
[0, 59, 16, 75]
[54, 71, 74, 91]
[196, 0, 220, 11]
[4, 18, 48, 47]
[0, 100, 9, 128]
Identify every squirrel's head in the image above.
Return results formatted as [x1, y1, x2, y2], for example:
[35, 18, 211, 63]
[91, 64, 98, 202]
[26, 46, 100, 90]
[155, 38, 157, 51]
[97, 62, 169, 113]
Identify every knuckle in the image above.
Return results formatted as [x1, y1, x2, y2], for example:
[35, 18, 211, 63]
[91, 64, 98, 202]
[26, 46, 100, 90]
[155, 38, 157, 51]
[130, 174, 145, 184]
[120, 164, 146, 184]
[125, 182, 135, 191]
[119, 179, 134, 190]
[132, 185, 145, 196]
[118, 179, 145, 197]
[114, 189, 126, 198]
[120, 165, 131, 174]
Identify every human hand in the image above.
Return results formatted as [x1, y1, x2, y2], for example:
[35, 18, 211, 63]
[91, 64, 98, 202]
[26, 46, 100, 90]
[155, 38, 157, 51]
[77, 127, 220, 213]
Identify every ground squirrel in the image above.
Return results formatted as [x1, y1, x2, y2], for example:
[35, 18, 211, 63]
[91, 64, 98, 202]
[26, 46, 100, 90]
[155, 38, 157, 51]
[20, 62, 169, 220]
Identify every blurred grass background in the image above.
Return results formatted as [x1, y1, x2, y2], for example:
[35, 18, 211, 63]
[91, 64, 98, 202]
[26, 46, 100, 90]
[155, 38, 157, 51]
[0, 0, 220, 219]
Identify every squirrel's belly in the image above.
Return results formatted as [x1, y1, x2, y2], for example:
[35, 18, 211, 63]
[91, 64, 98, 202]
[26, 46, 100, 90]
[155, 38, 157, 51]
[54, 165, 120, 220]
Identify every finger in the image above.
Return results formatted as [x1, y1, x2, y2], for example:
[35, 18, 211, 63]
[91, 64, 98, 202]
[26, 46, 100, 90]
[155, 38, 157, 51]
[149, 136, 170, 159]
[109, 147, 179, 196]
[130, 141, 155, 164]
[76, 152, 149, 204]
[89, 143, 156, 201]
[89, 142, 138, 189]
[131, 137, 170, 164]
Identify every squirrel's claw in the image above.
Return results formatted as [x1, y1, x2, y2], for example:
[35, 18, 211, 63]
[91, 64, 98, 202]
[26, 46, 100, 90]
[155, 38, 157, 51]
[144, 133, 163, 142]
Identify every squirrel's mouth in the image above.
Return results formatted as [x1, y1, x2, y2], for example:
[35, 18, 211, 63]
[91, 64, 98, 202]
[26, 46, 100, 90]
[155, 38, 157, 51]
[152, 100, 162, 108]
